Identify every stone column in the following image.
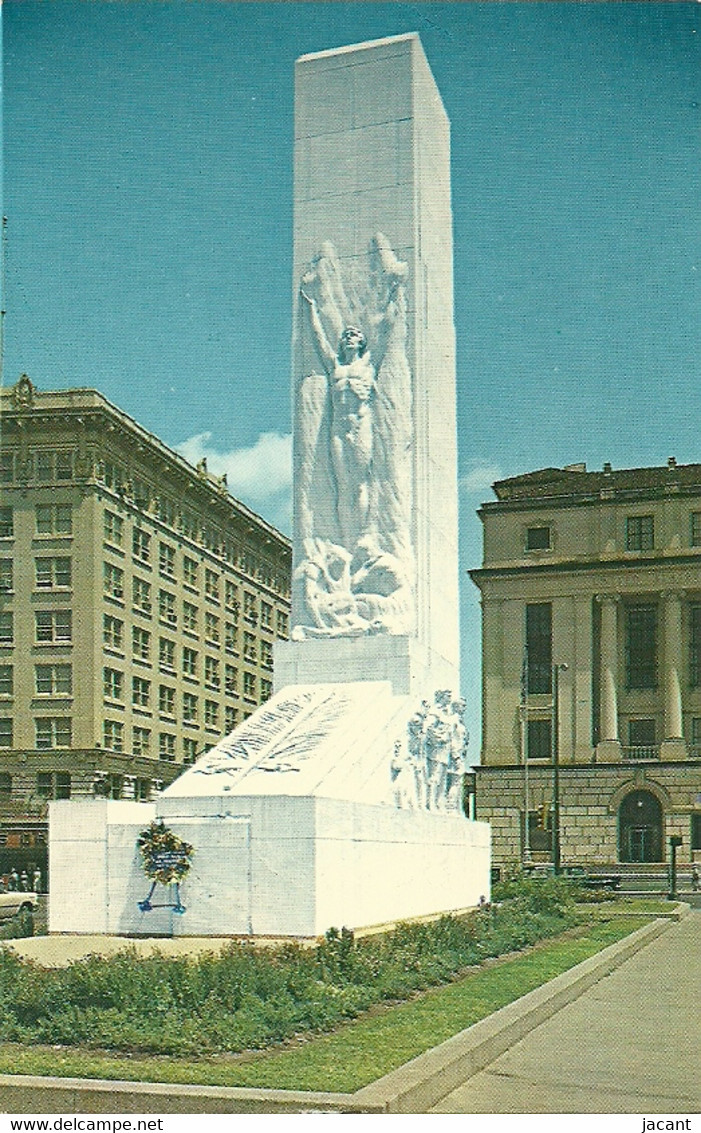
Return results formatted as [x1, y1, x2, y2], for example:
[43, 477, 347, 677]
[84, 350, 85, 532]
[275, 33, 458, 697]
[661, 590, 687, 758]
[597, 595, 621, 760]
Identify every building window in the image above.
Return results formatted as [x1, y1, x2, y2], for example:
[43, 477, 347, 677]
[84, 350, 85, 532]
[691, 814, 701, 852]
[103, 615, 124, 651]
[525, 526, 551, 552]
[104, 510, 124, 546]
[225, 580, 239, 612]
[183, 737, 199, 765]
[260, 678, 273, 701]
[132, 676, 151, 708]
[183, 601, 198, 633]
[159, 685, 175, 717]
[204, 699, 219, 728]
[690, 606, 701, 688]
[0, 508, 14, 539]
[94, 773, 123, 800]
[0, 613, 14, 645]
[243, 592, 257, 625]
[260, 640, 273, 670]
[158, 589, 177, 627]
[204, 656, 220, 690]
[625, 605, 657, 690]
[0, 665, 13, 696]
[525, 603, 552, 695]
[103, 562, 124, 599]
[35, 557, 71, 589]
[132, 626, 151, 661]
[260, 601, 273, 629]
[182, 647, 198, 678]
[98, 460, 125, 492]
[157, 496, 177, 527]
[103, 719, 124, 752]
[628, 718, 656, 749]
[103, 667, 124, 701]
[159, 542, 176, 579]
[0, 453, 15, 484]
[35, 717, 72, 749]
[0, 771, 11, 796]
[37, 771, 71, 799]
[0, 719, 13, 749]
[159, 732, 176, 762]
[133, 577, 152, 615]
[243, 671, 256, 700]
[205, 612, 220, 644]
[242, 631, 256, 663]
[180, 510, 199, 541]
[0, 560, 13, 593]
[225, 706, 238, 733]
[225, 622, 238, 654]
[132, 528, 151, 564]
[183, 692, 198, 723]
[159, 638, 175, 672]
[183, 556, 198, 588]
[35, 664, 72, 696]
[691, 513, 701, 548]
[0, 507, 13, 541]
[276, 610, 289, 639]
[35, 610, 72, 644]
[205, 568, 220, 601]
[626, 515, 654, 552]
[35, 450, 73, 482]
[225, 664, 237, 694]
[35, 505, 72, 535]
[527, 717, 552, 760]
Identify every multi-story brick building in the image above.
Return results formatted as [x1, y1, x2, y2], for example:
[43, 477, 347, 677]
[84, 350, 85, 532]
[0, 375, 291, 880]
[471, 460, 701, 871]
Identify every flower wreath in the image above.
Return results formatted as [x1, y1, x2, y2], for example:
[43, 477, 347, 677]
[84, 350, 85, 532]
[137, 820, 194, 885]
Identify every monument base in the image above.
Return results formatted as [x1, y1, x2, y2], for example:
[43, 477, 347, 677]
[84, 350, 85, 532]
[274, 636, 458, 698]
[49, 680, 491, 937]
[49, 796, 490, 938]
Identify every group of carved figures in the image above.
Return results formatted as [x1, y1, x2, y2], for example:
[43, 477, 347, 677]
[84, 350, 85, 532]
[391, 690, 469, 814]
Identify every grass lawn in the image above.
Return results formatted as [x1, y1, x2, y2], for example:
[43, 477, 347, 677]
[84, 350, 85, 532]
[0, 914, 648, 1094]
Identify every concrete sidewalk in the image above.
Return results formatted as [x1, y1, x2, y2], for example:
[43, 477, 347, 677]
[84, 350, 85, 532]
[432, 908, 701, 1114]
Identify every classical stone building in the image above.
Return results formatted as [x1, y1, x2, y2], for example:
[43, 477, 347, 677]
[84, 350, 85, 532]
[471, 460, 701, 870]
[0, 375, 291, 880]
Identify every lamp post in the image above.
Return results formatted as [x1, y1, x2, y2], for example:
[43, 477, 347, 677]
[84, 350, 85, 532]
[668, 835, 682, 900]
[551, 663, 568, 875]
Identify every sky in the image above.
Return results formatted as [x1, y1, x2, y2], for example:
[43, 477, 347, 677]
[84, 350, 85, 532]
[3, 1, 700, 752]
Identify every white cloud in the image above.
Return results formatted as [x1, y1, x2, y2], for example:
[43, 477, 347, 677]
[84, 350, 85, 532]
[459, 460, 503, 496]
[175, 430, 292, 533]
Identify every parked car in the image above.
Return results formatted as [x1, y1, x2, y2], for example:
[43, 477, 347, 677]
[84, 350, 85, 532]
[0, 889, 39, 924]
[562, 866, 622, 891]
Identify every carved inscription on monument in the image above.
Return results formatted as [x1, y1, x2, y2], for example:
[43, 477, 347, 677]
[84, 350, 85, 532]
[293, 233, 415, 640]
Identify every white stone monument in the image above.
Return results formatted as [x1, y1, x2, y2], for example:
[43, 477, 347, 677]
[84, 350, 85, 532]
[49, 34, 490, 939]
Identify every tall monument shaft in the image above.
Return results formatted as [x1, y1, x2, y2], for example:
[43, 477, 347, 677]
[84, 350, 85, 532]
[276, 33, 459, 695]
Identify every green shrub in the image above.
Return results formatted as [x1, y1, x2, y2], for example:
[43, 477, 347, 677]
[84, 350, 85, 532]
[0, 882, 581, 1057]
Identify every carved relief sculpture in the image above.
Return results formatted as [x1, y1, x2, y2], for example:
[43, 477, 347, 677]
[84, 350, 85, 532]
[293, 233, 415, 638]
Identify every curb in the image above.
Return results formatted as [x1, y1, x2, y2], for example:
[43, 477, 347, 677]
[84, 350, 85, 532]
[0, 913, 683, 1115]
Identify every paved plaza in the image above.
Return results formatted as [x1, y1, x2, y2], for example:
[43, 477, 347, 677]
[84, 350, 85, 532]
[432, 910, 701, 1114]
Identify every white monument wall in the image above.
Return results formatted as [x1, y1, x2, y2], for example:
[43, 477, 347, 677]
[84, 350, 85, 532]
[51, 794, 490, 938]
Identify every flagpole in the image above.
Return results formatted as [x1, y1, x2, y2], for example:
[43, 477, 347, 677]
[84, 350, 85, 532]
[521, 647, 530, 867]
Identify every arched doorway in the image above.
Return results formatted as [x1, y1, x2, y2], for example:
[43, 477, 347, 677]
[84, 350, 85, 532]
[618, 790, 663, 863]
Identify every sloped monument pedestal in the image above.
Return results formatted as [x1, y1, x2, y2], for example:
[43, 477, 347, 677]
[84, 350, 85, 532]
[49, 34, 490, 938]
